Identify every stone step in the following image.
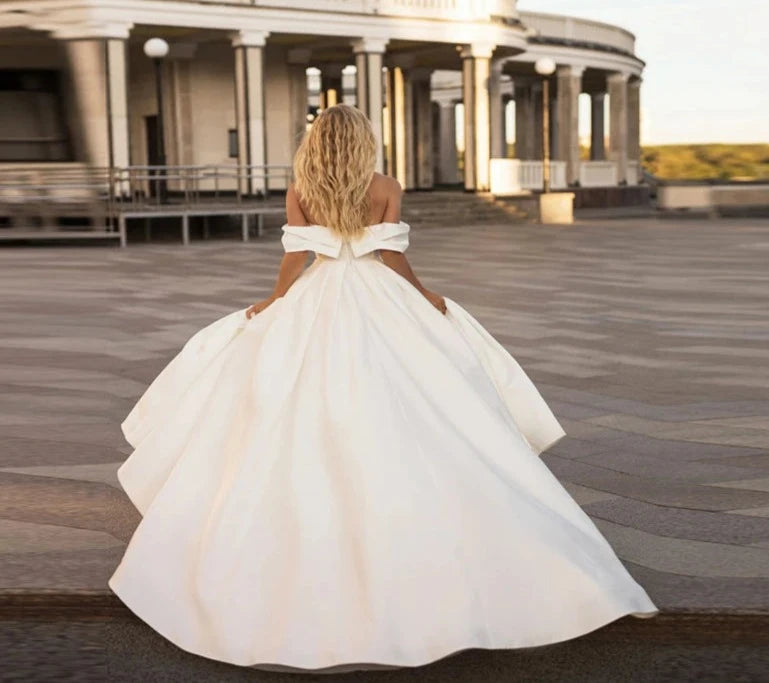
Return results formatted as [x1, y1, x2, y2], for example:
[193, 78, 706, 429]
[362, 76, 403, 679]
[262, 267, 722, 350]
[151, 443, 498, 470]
[400, 191, 529, 227]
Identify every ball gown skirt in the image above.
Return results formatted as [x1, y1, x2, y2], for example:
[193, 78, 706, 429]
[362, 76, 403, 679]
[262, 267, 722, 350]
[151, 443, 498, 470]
[108, 221, 659, 672]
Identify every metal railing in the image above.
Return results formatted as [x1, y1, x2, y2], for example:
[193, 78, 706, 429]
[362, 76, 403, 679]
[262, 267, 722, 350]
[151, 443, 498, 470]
[0, 163, 293, 230]
[519, 160, 567, 190]
[108, 164, 292, 209]
[579, 161, 618, 187]
[0, 164, 111, 228]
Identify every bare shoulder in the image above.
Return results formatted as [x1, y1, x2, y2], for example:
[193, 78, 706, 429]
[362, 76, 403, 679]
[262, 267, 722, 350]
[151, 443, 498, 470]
[286, 182, 301, 206]
[369, 173, 403, 200]
[369, 173, 403, 224]
[286, 182, 310, 226]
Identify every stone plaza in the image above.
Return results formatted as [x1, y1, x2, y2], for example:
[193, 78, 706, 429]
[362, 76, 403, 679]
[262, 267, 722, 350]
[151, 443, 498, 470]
[1, 213, 768, 679]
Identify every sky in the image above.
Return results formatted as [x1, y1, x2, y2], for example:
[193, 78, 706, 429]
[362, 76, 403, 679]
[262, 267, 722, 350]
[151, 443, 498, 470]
[517, 0, 769, 145]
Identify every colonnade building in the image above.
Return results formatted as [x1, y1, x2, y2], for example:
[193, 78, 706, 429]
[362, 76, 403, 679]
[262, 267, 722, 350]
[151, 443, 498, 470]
[0, 0, 644, 196]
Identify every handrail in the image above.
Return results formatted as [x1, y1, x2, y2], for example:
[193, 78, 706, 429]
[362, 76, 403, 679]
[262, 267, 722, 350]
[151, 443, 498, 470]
[0, 164, 293, 232]
[107, 163, 292, 210]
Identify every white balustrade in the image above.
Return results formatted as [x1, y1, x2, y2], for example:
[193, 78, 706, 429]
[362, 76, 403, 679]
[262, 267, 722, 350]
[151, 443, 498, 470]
[579, 161, 618, 187]
[489, 158, 522, 195]
[550, 161, 567, 189]
[490, 159, 568, 194]
[626, 161, 640, 185]
[244, 0, 517, 21]
[520, 160, 543, 190]
[520, 11, 636, 55]
[521, 161, 566, 190]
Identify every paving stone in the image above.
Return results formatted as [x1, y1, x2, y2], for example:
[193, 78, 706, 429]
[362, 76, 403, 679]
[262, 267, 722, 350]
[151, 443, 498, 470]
[593, 518, 769, 579]
[0, 519, 123, 555]
[0, 437, 124, 468]
[0, 462, 122, 489]
[692, 416, 769, 430]
[544, 437, 615, 460]
[583, 497, 769, 545]
[726, 507, 769, 519]
[0, 547, 123, 591]
[587, 414, 769, 449]
[560, 482, 619, 506]
[711, 453, 769, 469]
[584, 432, 766, 462]
[0, 472, 139, 545]
[542, 455, 769, 511]
[0, 422, 123, 448]
[621, 561, 769, 611]
[575, 449, 769, 484]
[711, 477, 769, 493]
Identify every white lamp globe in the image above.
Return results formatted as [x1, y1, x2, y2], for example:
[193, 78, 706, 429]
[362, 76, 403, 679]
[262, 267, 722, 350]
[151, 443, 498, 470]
[534, 57, 556, 76]
[143, 38, 170, 59]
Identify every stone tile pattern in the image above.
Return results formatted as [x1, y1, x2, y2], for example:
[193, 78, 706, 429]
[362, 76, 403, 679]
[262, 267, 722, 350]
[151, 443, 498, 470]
[1, 215, 768, 612]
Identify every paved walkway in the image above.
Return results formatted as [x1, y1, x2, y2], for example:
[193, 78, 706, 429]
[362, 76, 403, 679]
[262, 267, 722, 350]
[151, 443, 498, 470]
[1, 216, 768, 620]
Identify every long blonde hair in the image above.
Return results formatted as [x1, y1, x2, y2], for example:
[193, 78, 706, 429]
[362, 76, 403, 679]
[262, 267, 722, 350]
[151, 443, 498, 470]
[293, 103, 376, 240]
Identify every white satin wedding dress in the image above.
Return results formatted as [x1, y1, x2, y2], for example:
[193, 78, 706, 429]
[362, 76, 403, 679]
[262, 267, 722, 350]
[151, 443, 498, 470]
[109, 220, 658, 672]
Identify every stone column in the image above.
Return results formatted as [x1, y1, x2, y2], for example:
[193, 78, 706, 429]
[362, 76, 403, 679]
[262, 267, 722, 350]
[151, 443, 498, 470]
[608, 71, 629, 184]
[548, 81, 558, 166]
[106, 38, 130, 173]
[513, 81, 532, 159]
[386, 61, 415, 189]
[60, 26, 131, 172]
[627, 77, 641, 163]
[460, 42, 494, 191]
[590, 92, 606, 160]
[352, 38, 387, 173]
[556, 65, 583, 185]
[532, 80, 544, 160]
[489, 57, 507, 159]
[287, 48, 311, 160]
[320, 64, 344, 109]
[502, 94, 513, 157]
[386, 66, 406, 186]
[232, 30, 268, 196]
[403, 70, 416, 190]
[435, 101, 459, 184]
[411, 67, 433, 189]
[166, 43, 197, 170]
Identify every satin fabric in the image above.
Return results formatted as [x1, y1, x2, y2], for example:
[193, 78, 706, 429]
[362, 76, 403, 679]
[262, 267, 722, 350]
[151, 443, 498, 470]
[109, 222, 658, 671]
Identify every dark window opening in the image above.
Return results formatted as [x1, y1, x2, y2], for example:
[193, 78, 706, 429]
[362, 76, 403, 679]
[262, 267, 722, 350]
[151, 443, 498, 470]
[0, 69, 72, 162]
[228, 129, 238, 158]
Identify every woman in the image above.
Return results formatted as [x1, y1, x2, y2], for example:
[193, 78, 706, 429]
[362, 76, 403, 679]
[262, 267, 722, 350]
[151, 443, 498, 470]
[109, 104, 658, 673]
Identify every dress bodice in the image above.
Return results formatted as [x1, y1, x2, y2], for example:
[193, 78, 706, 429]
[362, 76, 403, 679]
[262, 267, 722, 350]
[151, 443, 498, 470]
[281, 221, 410, 260]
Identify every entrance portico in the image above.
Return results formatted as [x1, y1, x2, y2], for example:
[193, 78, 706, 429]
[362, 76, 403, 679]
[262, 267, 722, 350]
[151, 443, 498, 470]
[0, 0, 644, 201]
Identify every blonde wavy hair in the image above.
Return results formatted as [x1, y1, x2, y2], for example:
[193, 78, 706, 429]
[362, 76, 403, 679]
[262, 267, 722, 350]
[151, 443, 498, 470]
[293, 103, 376, 240]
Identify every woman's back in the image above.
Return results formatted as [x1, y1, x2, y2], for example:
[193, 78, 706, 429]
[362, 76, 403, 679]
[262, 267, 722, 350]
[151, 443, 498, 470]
[288, 172, 403, 231]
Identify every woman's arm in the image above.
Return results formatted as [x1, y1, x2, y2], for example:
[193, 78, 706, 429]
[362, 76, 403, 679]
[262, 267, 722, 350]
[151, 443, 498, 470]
[377, 181, 447, 314]
[380, 251, 446, 314]
[379, 251, 427, 295]
[271, 251, 309, 298]
[246, 184, 309, 319]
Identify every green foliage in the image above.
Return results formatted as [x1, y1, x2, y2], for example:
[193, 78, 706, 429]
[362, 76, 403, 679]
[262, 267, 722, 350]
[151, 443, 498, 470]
[641, 144, 769, 181]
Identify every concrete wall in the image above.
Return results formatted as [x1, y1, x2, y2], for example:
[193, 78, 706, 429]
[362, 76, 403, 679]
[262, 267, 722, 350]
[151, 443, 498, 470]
[658, 184, 769, 212]
[264, 44, 294, 188]
[0, 42, 79, 162]
[127, 41, 293, 189]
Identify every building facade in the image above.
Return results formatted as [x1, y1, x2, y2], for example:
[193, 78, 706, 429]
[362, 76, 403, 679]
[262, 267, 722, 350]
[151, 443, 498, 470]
[0, 0, 644, 194]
